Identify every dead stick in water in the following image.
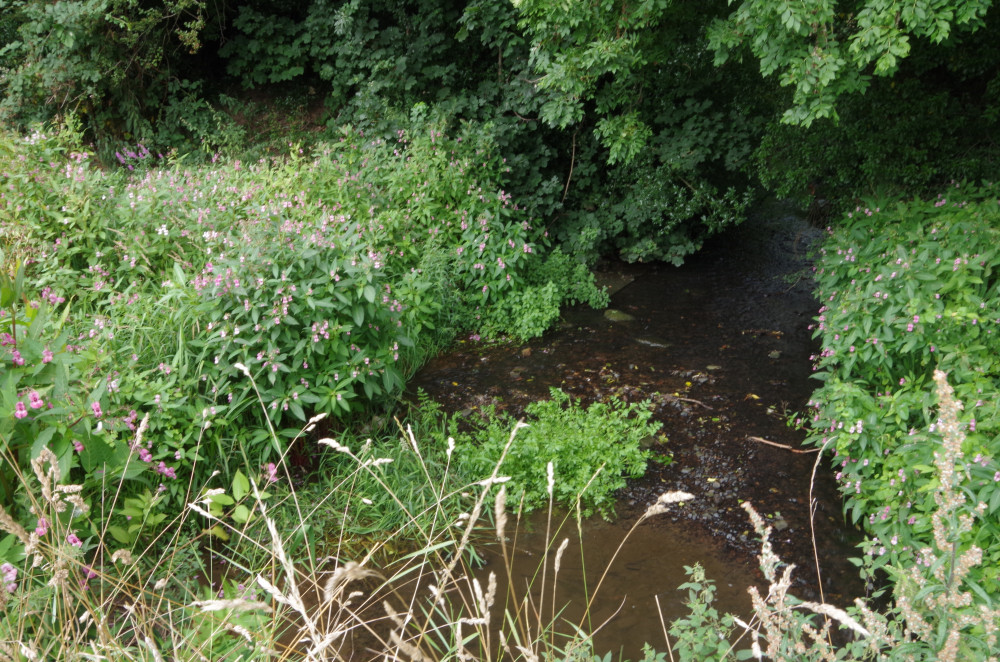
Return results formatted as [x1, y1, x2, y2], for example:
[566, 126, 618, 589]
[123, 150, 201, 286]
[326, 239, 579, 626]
[747, 435, 820, 454]
[664, 394, 713, 410]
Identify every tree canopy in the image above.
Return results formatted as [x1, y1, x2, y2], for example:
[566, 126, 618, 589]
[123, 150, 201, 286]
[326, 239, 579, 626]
[1, 0, 997, 261]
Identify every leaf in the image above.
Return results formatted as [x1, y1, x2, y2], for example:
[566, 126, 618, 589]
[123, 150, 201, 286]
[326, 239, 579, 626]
[30, 426, 57, 459]
[989, 488, 1000, 514]
[107, 526, 133, 544]
[363, 284, 376, 303]
[231, 504, 252, 523]
[209, 492, 235, 506]
[232, 470, 249, 502]
[204, 525, 230, 541]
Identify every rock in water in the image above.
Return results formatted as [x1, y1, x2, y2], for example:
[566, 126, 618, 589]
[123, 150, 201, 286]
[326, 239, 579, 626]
[604, 309, 635, 322]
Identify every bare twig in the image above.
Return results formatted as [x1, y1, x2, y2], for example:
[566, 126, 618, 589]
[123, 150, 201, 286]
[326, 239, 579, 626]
[660, 393, 713, 410]
[747, 435, 819, 454]
[562, 128, 578, 204]
[809, 436, 835, 647]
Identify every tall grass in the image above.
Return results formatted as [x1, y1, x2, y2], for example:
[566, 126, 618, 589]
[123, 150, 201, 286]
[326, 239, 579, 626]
[2, 370, 998, 660]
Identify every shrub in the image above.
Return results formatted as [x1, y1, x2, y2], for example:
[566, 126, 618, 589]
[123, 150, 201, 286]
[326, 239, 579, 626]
[1, 117, 612, 555]
[0, 0, 223, 147]
[806, 185, 1000, 591]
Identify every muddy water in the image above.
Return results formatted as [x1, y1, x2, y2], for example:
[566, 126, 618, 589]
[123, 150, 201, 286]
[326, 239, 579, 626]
[407, 202, 865, 657]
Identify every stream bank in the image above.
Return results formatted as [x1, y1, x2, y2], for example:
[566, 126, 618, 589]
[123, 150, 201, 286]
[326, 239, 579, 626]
[406, 201, 865, 654]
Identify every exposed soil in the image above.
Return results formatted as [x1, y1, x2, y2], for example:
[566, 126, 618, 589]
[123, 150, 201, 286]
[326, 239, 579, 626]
[405, 201, 866, 654]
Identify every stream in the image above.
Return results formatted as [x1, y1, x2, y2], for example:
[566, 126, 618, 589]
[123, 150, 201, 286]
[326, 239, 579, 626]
[406, 201, 865, 657]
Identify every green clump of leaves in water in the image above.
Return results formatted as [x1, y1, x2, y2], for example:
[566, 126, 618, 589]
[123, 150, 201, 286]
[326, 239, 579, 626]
[449, 388, 661, 519]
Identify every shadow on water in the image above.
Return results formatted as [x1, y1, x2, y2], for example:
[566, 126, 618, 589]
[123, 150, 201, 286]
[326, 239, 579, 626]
[406, 201, 866, 657]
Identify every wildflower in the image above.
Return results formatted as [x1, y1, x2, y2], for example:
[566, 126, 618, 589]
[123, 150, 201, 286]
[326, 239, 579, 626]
[67, 532, 83, 548]
[1, 563, 15, 593]
[35, 517, 49, 536]
[264, 462, 278, 484]
[14, 402, 28, 419]
[91, 401, 103, 419]
[42, 349, 54, 363]
[28, 391, 43, 409]
[73, 440, 84, 453]
[11, 350, 24, 366]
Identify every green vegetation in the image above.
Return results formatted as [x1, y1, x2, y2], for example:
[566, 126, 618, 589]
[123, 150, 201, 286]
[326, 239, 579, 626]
[806, 185, 1000, 591]
[0, 119, 607, 550]
[425, 388, 660, 518]
[3, 0, 1000, 657]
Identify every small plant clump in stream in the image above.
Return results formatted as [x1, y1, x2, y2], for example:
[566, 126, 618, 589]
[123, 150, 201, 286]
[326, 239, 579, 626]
[418, 388, 662, 519]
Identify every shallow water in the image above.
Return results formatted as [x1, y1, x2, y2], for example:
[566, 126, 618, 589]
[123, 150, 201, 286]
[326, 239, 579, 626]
[407, 202, 865, 657]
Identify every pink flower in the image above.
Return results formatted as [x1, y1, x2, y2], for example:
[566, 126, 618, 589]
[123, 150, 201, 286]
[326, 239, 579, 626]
[11, 350, 24, 366]
[156, 462, 177, 480]
[14, 402, 28, 419]
[264, 462, 278, 484]
[67, 532, 83, 548]
[42, 349, 54, 363]
[35, 517, 49, 536]
[91, 401, 102, 418]
[1, 562, 16, 593]
[29, 391, 44, 409]
[73, 440, 84, 453]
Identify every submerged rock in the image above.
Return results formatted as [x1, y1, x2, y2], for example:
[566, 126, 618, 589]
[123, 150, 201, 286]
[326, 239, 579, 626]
[604, 308, 635, 322]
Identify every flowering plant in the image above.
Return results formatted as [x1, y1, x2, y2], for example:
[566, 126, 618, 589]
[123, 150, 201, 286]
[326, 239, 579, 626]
[806, 184, 1000, 587]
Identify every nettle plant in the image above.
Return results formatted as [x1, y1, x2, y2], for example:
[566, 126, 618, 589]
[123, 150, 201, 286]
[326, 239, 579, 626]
[805, 185, 1000, 587]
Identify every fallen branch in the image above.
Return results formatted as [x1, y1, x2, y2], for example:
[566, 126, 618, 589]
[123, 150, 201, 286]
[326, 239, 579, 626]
[747, 435, 819, 454]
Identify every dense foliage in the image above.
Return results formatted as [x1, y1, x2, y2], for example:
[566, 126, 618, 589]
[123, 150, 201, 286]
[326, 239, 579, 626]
[440, 388, 661, 517]
[3, 0, 998, 240]
[709, 0, 994, 125]
[4, 0, 1000, 656]
[0, 121, 606, 550]
[806, 185, 1000, 591]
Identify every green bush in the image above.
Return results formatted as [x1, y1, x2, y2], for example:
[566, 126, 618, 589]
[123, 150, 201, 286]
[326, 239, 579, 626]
[0, 0, 222, 147]
[806, 184, 1000, 589]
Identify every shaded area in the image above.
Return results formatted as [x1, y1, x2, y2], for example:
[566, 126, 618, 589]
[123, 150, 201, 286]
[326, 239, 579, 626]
[407, 201, 865, 654]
